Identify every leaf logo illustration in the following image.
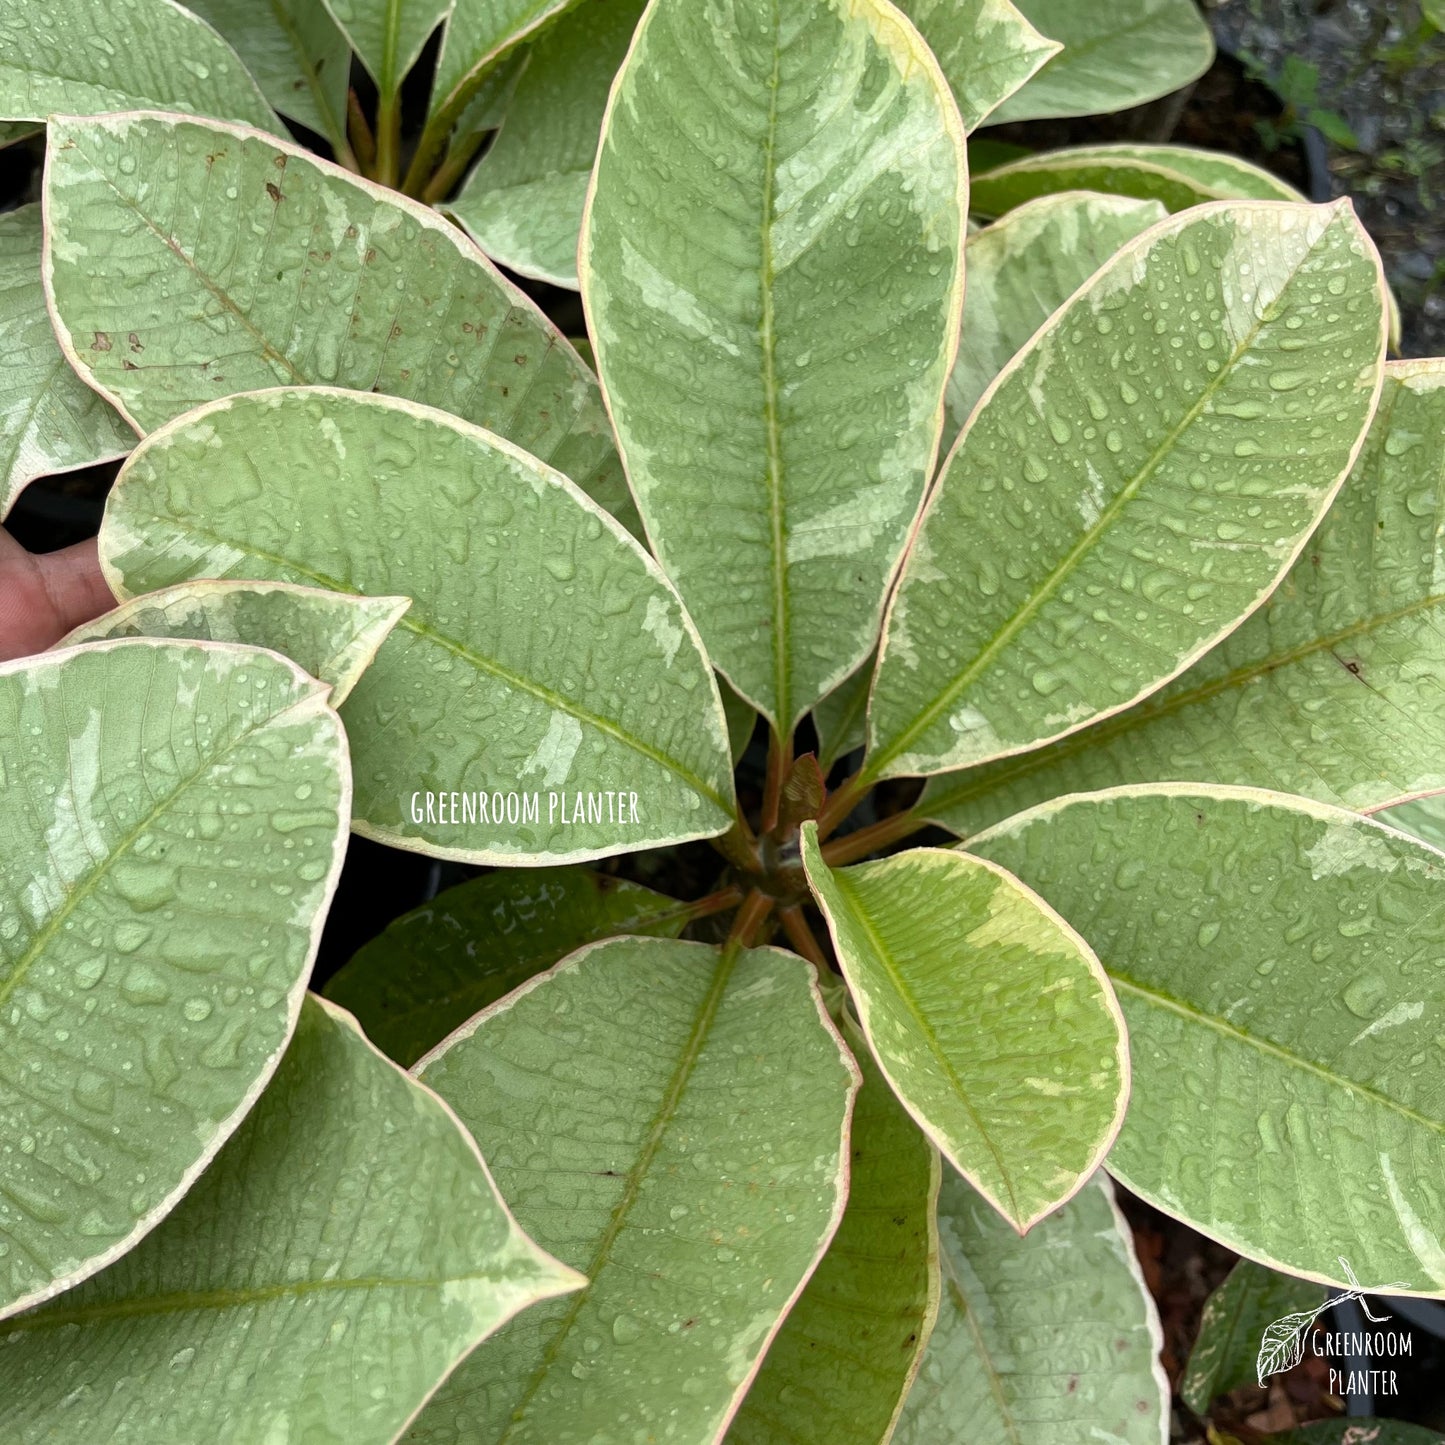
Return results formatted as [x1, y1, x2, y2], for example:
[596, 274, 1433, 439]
[1256, 1258, 1409, 1387]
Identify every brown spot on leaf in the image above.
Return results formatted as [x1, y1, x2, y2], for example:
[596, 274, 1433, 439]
[273, 153, 287, 170]
[265, 182, 283, 203]
[514, 354, 528, 365]
[127, 332, 142, 353]
[121, 359, 138, 371]
[92, 331, 111, 352]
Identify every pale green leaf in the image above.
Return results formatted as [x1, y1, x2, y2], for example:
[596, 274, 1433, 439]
[1273, 1423, 1445, 1445]
[183, 0, 352, 151]
[728, 1013, 941, 1445]
[895, 0, 1059, 131]
[865, 201, 1387, 783]
[0, 997, 581, 1444]
[319, 0, 445, 97]
[580, 0, 967, 731]
[0, 638, 348, 1320]
[43, 112, 631, 526]
[1384, 795, 1445, 852]
[944, 191, 1167, 452]
[57, 579, 410, 705]
[813, 658, 871, 772]
[972, 784, 1445, 1294]
[324, 866, 689, 1065]
[101, 388, 735, 863]
[989, 0, 1214, 124]
[429, 0, 589, 138]
[972, 143, 1303, 218]
[409, 936, 860, 1445]
[799, 823, 1127, 1231]
[0, 0, 279, 129]
[449, 0, 645, 288]
[895, 1172, 1168, 1445]
[1181, 1261, 1325, 1413]
[721, 676, 759, 762]
[969, 145, 1403, 352]
[0, 204, 132, 519]
[921, 361, 1445, 835]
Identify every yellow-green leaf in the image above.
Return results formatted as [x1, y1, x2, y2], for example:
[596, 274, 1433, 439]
[580, 0, 967, 731]
[800, 823, 1128, 1231]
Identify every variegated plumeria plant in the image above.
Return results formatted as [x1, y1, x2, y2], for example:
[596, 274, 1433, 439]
[0, 0, 1442, 1440]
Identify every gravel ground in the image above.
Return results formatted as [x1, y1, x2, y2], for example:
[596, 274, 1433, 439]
[1205, 0, 1445, 357]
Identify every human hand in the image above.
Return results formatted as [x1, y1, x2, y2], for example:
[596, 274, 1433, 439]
[0, 529, 115, 662]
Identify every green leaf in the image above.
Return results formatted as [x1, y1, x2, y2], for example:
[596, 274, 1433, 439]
[320, 0, 446, 98]
[448, 44, 529, 143]
[1181, 1261, 1325, 1413]
[449, 0, 646, 289]
[966, 152, 1438, 365]
[921, 361, 1445, 835]
[0, 0, 279, 129]
[58, 580, 408, 705]
[102, 388, 736, 863]
[429, 0, 591, 136]
[813, 659, 872, 772]
[0, 638, 348, 1320]
[409, 936, 860, 1444]
[580, 0, 967, 731]
[721, 676, 759, 762]
[864, 200, 1387, 783]
[972, 784, 1445, 1294]
[0, 997, 581, 1444]
[895, 0, 1060, 131]
[183, 0, 353, 152]
[944, 192, 1167, 453]
[324, 866, 689, 1065]
[989, 0, 1215, 124]
[0, 121, 40, 148]
[799, 823, 1127, 1231]
[1383, 795, 1445, 852]
[894, 1172, 1168, 1445]
[1272, 1423, 1445, 1445]
[42, 112, 631, 527]
[728, 1012, 941, 1445]
[972, 143, 1304, 218]
[0, 204, 132, 519]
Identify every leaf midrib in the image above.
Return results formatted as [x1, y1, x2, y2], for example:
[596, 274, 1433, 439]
[266, 0, 347, 147]
[869, 214, 1340, 781]
[759, 0, 790, 727]
[136, 517, 730, 812]
[67, 129, 308, 390]
[0, 1267, 501, 1335]
[1111, 972, 1445, 1138]
[831, 870, 1021, 1221]
[495, 942, 741, 1440]
[926, 588, 1445, 819]
[941, 1245, 1024, 1445]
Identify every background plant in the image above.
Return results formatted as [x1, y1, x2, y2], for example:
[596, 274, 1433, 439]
[0, 0, 1442, 1442]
